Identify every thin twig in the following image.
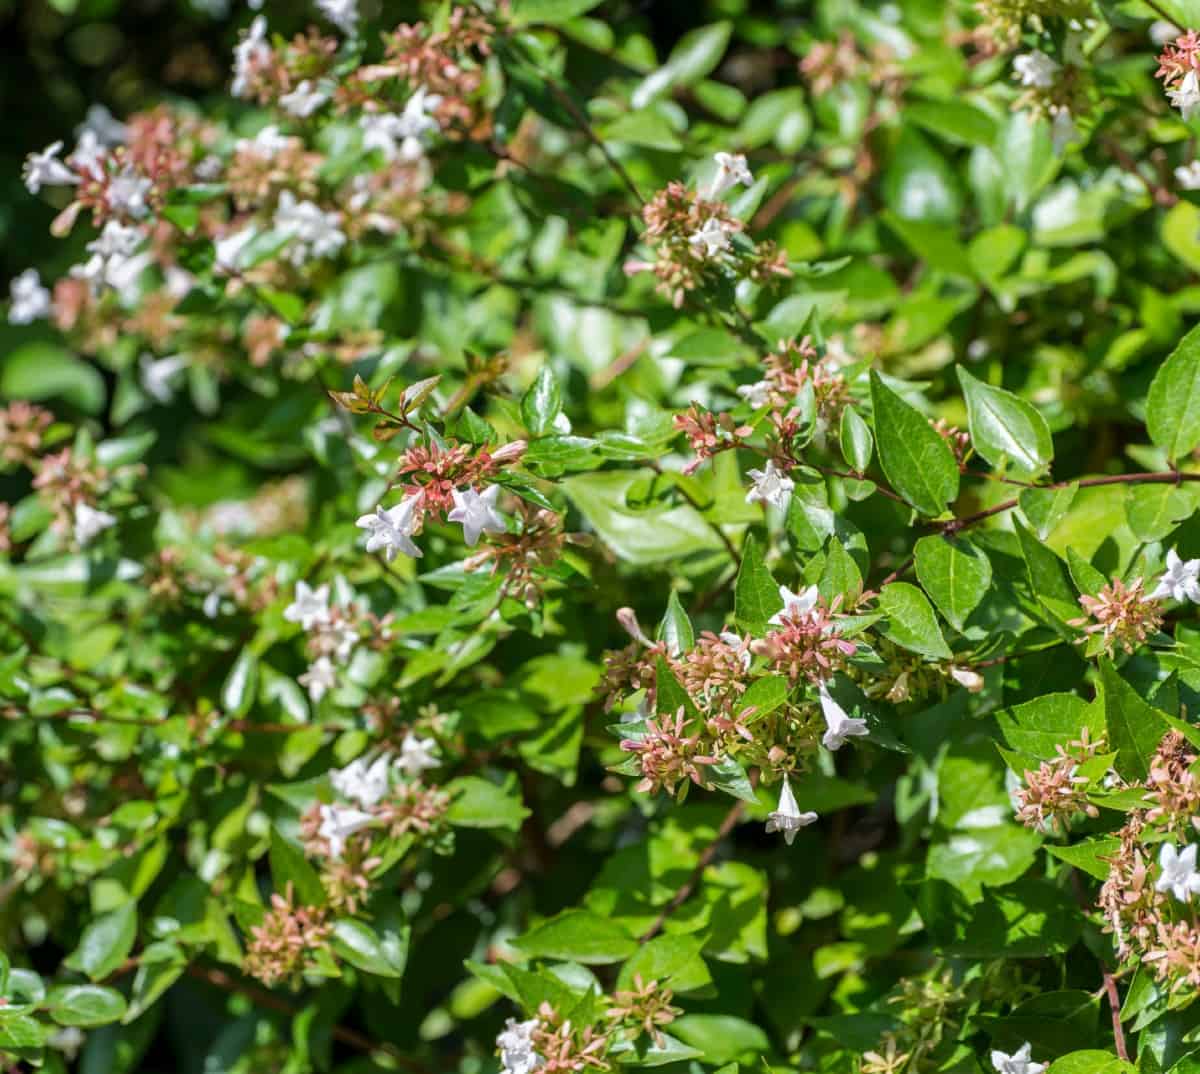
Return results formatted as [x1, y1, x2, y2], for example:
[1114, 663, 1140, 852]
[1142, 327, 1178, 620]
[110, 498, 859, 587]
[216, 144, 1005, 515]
[648, 461, 741, 566]
[1103, 972, 1130, 1061]
[639, 799, 747, 942]
[185, 964, 434, 1073]
[944, 471, 1200, 535]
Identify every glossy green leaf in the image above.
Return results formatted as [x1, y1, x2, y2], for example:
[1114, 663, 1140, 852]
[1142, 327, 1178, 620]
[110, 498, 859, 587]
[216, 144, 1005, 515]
[870, 372, 959, 517]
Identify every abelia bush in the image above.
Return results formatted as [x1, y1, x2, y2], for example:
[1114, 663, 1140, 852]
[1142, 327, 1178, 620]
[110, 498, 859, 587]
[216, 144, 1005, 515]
[13, 0, 1200, 1071]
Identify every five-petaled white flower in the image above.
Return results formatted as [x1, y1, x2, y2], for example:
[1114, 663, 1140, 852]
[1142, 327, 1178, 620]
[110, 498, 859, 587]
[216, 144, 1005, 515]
[213, 227, 256, 274]
[1152, 548, 1200, 603]
[283, 580, 332, 631]
[281, 80, 330, 118]
[819, 683, 869, 751]
[73, 503, 116, 546]
[139, 354, 188, 403]
[764, 778, 818, 845]
[317, 0, 359, 35]
[318, 803, 374, 860]
[496, 1017, 541, 1074]
[273, 191, 346, 266]
[1177, 161, 1200, 190]
[688, 217, 732, 258]
[78, 103, 128, 147]
[49, 1026, 86, 1061]
[736, 380, 772, 409]
[299, 656, 336, 702]
[357, 495, 423, 561]
[707, 151, 753, 199]
[719, 630, 752, 670]
[396, 731, 439, 781]
[23, 141, 78, 194]
[746, 460, 794, 510]
[107, 164, 152, 219]
[231, 15, 270, 98]
[447, 485, 506, 546]
[1157, 842, 1200, 902]
[332, 755, 392, 808]
[769, 584, 819, 625]
[991, 1044, 1045, 1074]
[8, 269, 51, 325]
[1170, 70, 1200, 121]
[71, 220, 146, 295]
[1012, 51, 1059, 89]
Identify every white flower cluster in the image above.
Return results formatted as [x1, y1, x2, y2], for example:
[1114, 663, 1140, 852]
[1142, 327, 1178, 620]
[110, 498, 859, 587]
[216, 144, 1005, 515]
[284, 580, 356, 703]
[1152, 548, 1200, 603]
[496, 1017, 541, 1074]
[686, 151, 754, 259]
[319, 734, 439, 860]
[356, 486, 507, 562]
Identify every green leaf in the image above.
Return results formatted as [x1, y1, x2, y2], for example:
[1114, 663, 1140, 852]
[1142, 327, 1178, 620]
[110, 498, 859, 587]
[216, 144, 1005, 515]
[0, 1012, 46, 1049]
[1020, 483, 1078, 540]
[64, 903, 137, 981]
[330, 918, 408, 977]
[913, 535, 991, 632]
[47, 984, 128, 1027]
[918, 878, 1081, 958]
[734, 534, 781, 635]
[997, 693, 1105, 762]
[869, 371, 959, 517]
[1124, 484, 1196, 542]
[124, 940, 186, 1023]
[221, 649, 258, 719]
[561, 471, 724, 566]
[1045, 1051, 1135, 1074]
[740, 675, 789, 723]
[269, 829, 326, 907]
[706, 754, 758, 803]
[0, 341, 106, 414]
[521, 365, 563, 437]
[1148, 323, 1200, 462]
[509, 0, 602, 23]
[878, 582, 952, 660]
[1100, 659, 1168, 782]
[1015, 519, 1080, 629]
[671, 1015, 770, 1065]
[444, 773, 531, 830]
[512, 909, 638, 964]
[617, 934, 712, 994]
[1067, 548, 1106, 598]
[839, 406, 873, 473]
[957, 366, 1053, 476]
[657, 591, 695, 656]
[1045, 838, 1123, 881]
[631, 22, 732, 109]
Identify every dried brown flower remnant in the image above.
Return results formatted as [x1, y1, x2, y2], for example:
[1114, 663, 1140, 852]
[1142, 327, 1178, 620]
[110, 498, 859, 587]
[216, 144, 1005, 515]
[620, 707, 717, 797]
[674, 404, 751, 474]
[606, 975, 681, 1047]
[530, 1003, 611, 1073]
[1145, 730, 1200, 835]
[1071, 576, 1163, 656]
[243, 884, 331, 987]
[752, 600, 856, 685]
[0, 401, 53, 466]
[1013, 728, 1104, 834]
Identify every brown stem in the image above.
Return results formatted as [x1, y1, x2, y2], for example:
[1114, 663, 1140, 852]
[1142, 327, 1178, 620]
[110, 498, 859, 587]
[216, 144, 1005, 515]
[648, 461, 741, 566]
[185, 964, 434, 1073]
[1103, 971, 1130, 1062]
[944, 471, 1200, 535]
[639, 798, 746, 942]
